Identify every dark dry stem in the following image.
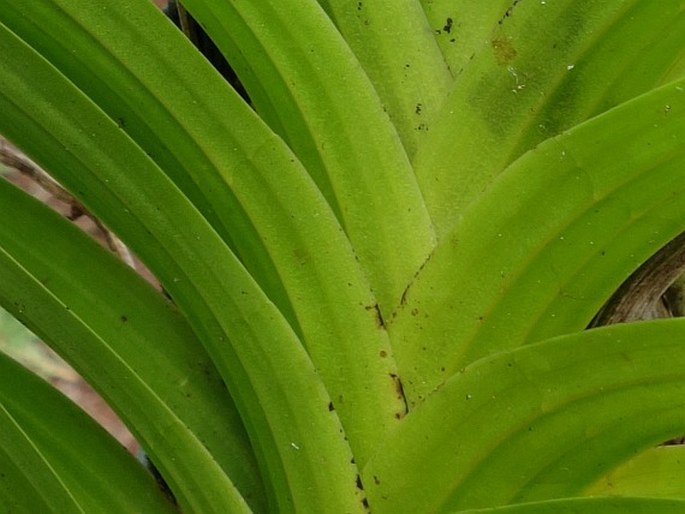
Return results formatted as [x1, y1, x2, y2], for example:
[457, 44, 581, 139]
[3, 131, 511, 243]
[590, 232, 685, 325]
[0, 137, 136, 268]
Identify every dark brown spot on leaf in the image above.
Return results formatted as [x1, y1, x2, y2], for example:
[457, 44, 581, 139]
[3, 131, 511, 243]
[390, 373, 409, 419]
[491, 37, 517, 65]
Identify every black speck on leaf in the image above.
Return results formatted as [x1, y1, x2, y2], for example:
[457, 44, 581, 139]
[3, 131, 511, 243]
[443, 17, 453, 34]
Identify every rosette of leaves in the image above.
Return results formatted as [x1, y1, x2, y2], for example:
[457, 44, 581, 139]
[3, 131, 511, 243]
[0, 1, 684, 512]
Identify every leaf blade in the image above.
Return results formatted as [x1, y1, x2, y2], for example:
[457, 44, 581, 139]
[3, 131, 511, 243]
[414, 0, 685, 237]
[0, 352, 178, 513]
[364, 319, 685, 512]
[0, 17, 365, 512]
[318, 0, 453, 155]
[0, 0, 410, 464]
[391, 77, 685, 403]
[0, 179, 257, 512]
[179, 0, 436, 312]
[585, 445, 685, 499]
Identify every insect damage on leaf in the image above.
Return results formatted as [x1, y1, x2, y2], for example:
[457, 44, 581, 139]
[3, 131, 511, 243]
[366, 303, 385, 328]
[390, 373, 409, 419]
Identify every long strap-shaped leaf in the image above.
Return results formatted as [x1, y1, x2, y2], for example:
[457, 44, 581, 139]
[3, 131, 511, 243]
[414, 0, 685, 237]
[1, 0, 296, 327]
[364, 319, 685, 513]
[585, 445, 685, 499]
[0, 351, 177, 513]
[391, 77, 685, 405]
[178, 0, 436, 313]
[455, 497, 685, 514]
[0, 445, 55, 513]
[0, 179, 261, 512]
[0, 22, 365, 513]
[316, 0, 453, 155]
[0, 0, 405, 467]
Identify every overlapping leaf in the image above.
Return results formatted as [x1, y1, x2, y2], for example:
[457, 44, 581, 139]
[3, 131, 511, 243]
[0, 351, 177, 513]
[0, 0, 683, 512]
[414, 0, 685, 237]
[365, 319, 685, 512]
[0, 177, 258, 511]
[390, 77, 685, 405]
[178, 0, 436, 313]
[0, 17, 365, 513]
[1, 0, 410, 466]
[318, 0, 452, 155]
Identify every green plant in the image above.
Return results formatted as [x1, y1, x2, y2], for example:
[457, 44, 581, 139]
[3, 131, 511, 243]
[0, 0, 684, 512]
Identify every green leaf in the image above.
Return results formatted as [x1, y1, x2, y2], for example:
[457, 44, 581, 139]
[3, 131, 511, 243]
[390, 77, 685, 404]
[0, 16, 365, 512]
[455, 496, 685, 514]
[318, 0, 453, 155]
[178, 0, 436, 313]
[0, 351, 177, 513]
[419, 0, 515, 81]
[0, 444, 54, 513]
[585, 445, 685, 499]
[0, 0, 297, 328]
[0, 0, 409, 465]
[414, 0, 685, 237]
[364, 319, 685, 512]
[0, 177, 258, 512]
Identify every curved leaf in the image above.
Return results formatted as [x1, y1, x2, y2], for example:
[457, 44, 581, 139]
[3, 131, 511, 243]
[456, 496, 685, 514]
[414, 0, 685, 237]
[178, 0, 436, 313]
[0, 351, 177, 513]
[0, 0, 408, 463]
[364, 319, 685, 512]
[317, 0, 453, 155]
[0, 178, 258, 512]
[585, 445, 685, 499]
[390, 77, 685, 404]
[0, 19, 364, 513]
[0, 0, 296, 326]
